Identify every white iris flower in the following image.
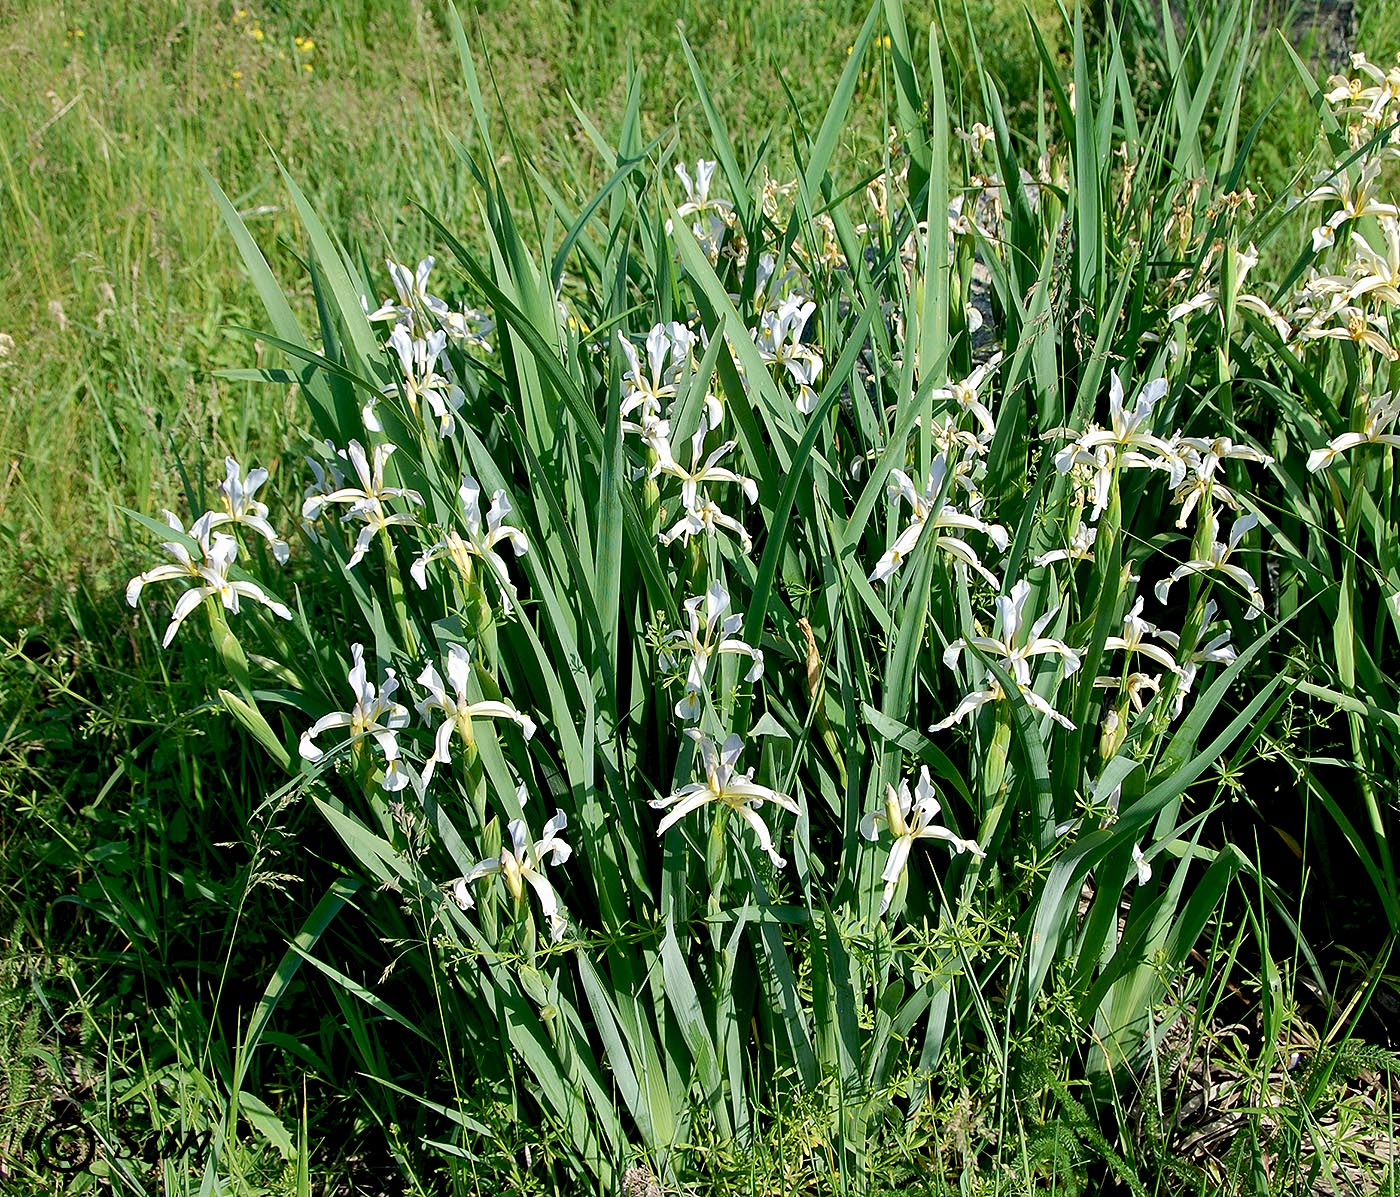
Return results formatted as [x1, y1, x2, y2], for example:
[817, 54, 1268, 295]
[454, 811, 572, 943]
[415, 645, 536, 789]
[365, 326, 465, 439]
[126, 512, 292, 647]
[860, 766, 983, 916]
[659, 582, 764, 721]
[366, 256, 494, 348]
[299, 643, 412, 791]
[1053, 371, 1180, 518]
[652, 421, 758, 553]
[1154, 512, 1266, 620]
[1104, 596, 1185, 676]
[1168, 435, 1273, 529]
[1131, 842, 1152, 886]
[1165, 243, 1293, 340]
[933, 579, 1082, 731]
[869, 454, 1009, 586]
[756, 296, 823, 414]
[366, 256, 443, 331]
[1347, 219, 1400, 306]
[1151, 601, 1238, 717]
[650, 730, 799, 869]
[1308, 392, 1400, 471]
[300, 440, 424, 567]
[661, 496, 756, 554]
[619, 323, 695, 427]
[411, 476, 529, 599]
[670, 159, 734, 260]
[930, 353, 1003, 441]
[205, 457, 290, 563]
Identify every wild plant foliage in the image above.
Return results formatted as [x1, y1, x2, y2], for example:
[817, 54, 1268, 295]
[120, 0, 1400, 1187]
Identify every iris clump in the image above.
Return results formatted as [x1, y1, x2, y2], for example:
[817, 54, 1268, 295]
[113, 3, 1400, 1191]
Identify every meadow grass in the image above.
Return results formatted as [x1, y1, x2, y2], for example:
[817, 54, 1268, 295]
[2, 0, 1399, 1194]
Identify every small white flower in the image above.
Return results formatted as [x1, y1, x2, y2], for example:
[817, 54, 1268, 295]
[650, 421, 757, 553]
[376, 326, 466, 439]
[438, 306, 494, 352]
[1155, 512, 1265, 619]
[756, 295, 823, 414]
[351, 504, 422, 569]
[1053, 371, 1179, 518]
[204, 457, 290, 563]
[1307, 157, 1399, 243]
[415, 645, 536, 789]
[1131, 842, 1152, 886]
[961, 122, 995, 157]
[454, 811, 572, 942]
[619, 323, 696, 430]
[750, 252, 804, 316]
[933, 579, 1081, 731]
[300, 440, 423, 523]
[299, 440, 421, 570]
[1169, 435, 1273, 529]
[1034, 521, 1097, 568]
[650, 730, 799, 869]
[660, 582, 763, 722]
[1308, 392, 1400, 471]
[1093, 669, 1162, 712]
[126, 512, 292, 647]
[930, 354, 1003, 441]
[660, 495, 754, 554]
[668, 160, 734, 262]
[1164, 243, 1292, 340]
[299, 643, 412, 791]
[1347, 218, 1400, 306]
[411, 476, 529, 598]
[302, 443, 347, 505]
[125, 510, 212, 610]
[651, 421, 758, 513]
[946, 194, 989, 246]
[860, 766, 982, 915]
[366, 257, 451, 335]
[1104, 596, 1184, 676]
[1296, 305, 1398, 361]
[674, 159, 733, 222]
[869, 455, 1008, 587]
[1152, 600, 1237, 717]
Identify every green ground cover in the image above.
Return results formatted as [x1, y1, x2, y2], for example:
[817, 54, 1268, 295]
[2, 0, 1399, 1193]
